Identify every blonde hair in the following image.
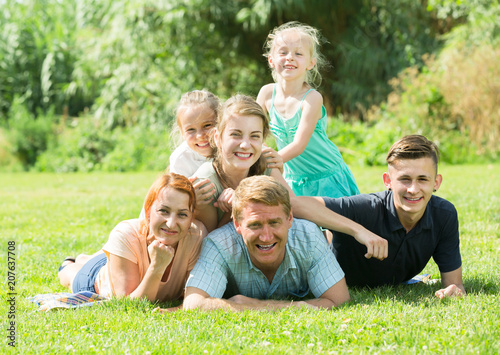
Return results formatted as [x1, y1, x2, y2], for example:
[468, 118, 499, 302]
[263, 21, 328, 88]
[232, 175, 291, 222]
[210, 94, 270, 186]
[170, 89, 220, 146]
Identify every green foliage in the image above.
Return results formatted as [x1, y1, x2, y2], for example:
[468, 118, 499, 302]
[1, 167, 498, 353]
[0, 0, 86, 118]
[0, 0, 498, 170]
[35, 116, 172, 172]
[2, 97, 54, 169]
[364, 0, 500, 161]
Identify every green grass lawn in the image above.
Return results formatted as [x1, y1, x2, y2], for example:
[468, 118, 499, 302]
[1, 165, 499, 354]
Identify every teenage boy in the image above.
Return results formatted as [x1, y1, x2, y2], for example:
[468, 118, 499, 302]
[291, 135, 465, 299]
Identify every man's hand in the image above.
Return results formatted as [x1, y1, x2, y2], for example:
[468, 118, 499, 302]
[435, 284, 464, 299]
[353, 229, 388, 260]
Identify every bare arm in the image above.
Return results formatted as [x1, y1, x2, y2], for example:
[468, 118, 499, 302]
[435, 267, 465, 299]
[194, 205, 218, 233]
[256, 84, 273, 115]
[302, 277, 350, 309]
[109, 240, 174, 301]
[270, 168, 295, 198]
[278, 91, 323, 163]
[291, 195, 388, 260]
[183, 287, 316, 312]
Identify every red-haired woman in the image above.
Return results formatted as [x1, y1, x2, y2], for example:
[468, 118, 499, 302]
[58, 172, 207, 303]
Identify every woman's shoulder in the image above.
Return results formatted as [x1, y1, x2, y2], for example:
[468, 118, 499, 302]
[111, 219, 141, 235]
[187, 219, 208, 242]
[193, 161, 216, 179]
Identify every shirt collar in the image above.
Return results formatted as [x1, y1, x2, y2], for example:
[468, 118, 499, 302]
[386, 190, 433, 233]
[238, 224, 298, 276]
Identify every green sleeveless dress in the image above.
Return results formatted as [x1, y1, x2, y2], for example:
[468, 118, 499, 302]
[270, 86, 359, 197]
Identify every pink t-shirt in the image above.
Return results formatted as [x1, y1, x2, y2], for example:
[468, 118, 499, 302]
[96, 218, 205, 301]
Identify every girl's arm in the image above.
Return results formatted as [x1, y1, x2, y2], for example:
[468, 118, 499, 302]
[256, 84, 274, 115]
[278, 90, 323, 163]
[108, 240, 175, 302]
[270, 168, 295, 197]
[191, 177, 218, 232]
[194, 204, 218, 233]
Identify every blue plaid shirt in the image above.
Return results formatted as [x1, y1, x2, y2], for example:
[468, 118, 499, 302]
[185, 218, 345, 299]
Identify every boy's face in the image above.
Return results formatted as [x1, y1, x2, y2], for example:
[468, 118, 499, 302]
[383, 157, 442, 225]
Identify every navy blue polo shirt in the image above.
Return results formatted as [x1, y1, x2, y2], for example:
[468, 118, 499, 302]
[323, 191, 462, 287]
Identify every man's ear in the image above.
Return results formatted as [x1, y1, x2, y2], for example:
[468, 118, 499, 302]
[287, 210, 293, 229]
[434, 174, 443, 191]
[234, 218, 242, 235]
[382, 172, 391, 190]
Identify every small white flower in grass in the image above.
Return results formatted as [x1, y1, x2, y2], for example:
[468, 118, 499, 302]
[203, 351, 208, 354]
[423, 346, 428, 350]
[65, 345, 73, 351]
[282, 331, 291, 336]
[307, 343, 314, 348]
[262, 341, 271, 347]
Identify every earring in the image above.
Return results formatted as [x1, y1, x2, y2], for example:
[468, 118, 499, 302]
[388, 188, 392, 191]
[433, 189, 437, 192]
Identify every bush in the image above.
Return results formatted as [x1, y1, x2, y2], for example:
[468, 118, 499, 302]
[2, 98, 54, 170]
[35, 117, 173, 172]
[35, 117, 115, 172]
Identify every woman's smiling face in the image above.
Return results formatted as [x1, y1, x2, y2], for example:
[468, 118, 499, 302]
[216, 114, 264, 173]
[149, 187, 193, 248]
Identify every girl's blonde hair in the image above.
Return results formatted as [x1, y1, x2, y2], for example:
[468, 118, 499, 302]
[170, 89, 220, 147]
[263, 21, 328, 88]
[210, 94, 270, 187]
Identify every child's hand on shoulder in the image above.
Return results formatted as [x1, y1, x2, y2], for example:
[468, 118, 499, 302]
[190, 177, 216, 208]
[214, 188, 234, 213]
[262, 144, 284, 173]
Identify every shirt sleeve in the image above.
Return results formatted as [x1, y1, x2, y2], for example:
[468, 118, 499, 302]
[306, 225, 345, 297]
[432, 204, 462, 273]
[192, 162, 224, 202]
[185, 238, 229, 298]
[102, 220, 140, 264]
[169, 143, 194, 177]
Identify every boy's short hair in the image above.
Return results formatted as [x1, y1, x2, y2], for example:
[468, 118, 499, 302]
[232, 176, 291, 222]
[386, 135, 440, 170]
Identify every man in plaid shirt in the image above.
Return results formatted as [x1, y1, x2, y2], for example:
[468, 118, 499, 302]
[183, 175, 350, 311]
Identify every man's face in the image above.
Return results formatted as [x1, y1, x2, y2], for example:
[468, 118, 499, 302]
[234, 202, 293, 274]
[383, 157, 442, 225]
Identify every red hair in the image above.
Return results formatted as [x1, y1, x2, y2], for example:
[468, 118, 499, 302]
[139, 172, 196, 239]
